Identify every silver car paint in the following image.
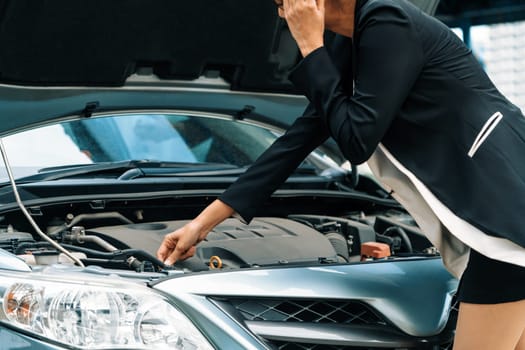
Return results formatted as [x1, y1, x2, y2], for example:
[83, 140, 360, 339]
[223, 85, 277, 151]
[154, 258, 458, 337]
[0, 249, 31, 272]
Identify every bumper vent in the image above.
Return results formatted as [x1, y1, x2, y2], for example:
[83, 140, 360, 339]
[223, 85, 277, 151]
[230, 299, 386, 325]
[213, 297, 456, 349]
[272, 342, 390, 350]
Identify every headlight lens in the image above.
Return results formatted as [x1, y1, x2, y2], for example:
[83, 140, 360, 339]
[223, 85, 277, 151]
[1, 278, 213, 349]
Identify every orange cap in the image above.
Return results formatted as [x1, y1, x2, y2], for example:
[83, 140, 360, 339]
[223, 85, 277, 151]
[361, 242, 391, 260]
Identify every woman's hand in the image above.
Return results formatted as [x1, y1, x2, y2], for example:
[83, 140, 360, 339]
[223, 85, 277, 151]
[282, 0, 325, 57]
[156, 199, 234, 266]
[156, 221, 205, 266]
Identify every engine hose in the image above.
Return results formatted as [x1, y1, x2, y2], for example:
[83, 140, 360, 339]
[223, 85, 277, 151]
[383, 226, 413, 253]
[15, 242, 167, 270]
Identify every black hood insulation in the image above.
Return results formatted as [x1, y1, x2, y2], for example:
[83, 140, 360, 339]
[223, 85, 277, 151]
[0, 0, 301, 92]
[0, 0, 439, 92]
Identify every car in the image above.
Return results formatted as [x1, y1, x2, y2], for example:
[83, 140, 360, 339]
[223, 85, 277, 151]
[0, 0, 456, 349]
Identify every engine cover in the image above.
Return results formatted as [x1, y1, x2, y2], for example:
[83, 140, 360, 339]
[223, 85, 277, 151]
[88, 217, 338, 269]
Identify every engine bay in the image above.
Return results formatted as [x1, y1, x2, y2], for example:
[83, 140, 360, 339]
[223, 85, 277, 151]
[0, 207, 440, 273]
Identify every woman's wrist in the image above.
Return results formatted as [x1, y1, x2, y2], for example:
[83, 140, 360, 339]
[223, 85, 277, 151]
[299, 43, 324, 57]
[295, 34, 324, 57]
[193, 199, 234, 233]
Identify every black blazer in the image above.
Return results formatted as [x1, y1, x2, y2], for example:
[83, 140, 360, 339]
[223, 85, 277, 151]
[220, 0, 525, 249]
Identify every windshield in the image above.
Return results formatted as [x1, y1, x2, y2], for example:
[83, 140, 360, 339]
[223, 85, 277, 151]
[0, 113, 279, 180]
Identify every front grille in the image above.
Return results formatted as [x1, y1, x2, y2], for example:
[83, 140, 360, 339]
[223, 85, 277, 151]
[220, 297, 457, 349]
[229, 299, 386, 325]
[272, 342, 391, 350]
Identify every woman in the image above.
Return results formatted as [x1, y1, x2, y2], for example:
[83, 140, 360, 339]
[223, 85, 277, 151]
[158, 0, 525, 348]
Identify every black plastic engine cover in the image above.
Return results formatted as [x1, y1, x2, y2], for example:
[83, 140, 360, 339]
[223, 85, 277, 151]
[88, 218, 338, 269]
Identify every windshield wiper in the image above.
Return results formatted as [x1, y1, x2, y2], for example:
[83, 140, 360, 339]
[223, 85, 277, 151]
[6, 160, 239, 183]
[2, 159, 322, 185]
[163, 163, 318, 178]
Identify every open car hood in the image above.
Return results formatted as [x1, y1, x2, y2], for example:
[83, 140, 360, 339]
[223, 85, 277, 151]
[0, 0, 439, 90]
[0, 0, 297, 92]
[0, 0, 439, 137]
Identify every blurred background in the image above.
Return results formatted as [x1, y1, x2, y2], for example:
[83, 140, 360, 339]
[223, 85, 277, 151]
[436, 0, 525, 110]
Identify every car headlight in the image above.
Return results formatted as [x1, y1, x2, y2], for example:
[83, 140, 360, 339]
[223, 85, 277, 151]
[0, 276, 214, 349]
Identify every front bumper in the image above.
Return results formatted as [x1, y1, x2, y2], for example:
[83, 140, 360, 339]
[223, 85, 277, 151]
[154, 258, 458, 349]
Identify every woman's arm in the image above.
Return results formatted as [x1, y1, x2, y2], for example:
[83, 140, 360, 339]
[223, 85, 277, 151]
[219, 108, 330, 222]
[157, 199, 234, 265]
[290, 5, 425, 164]
[157, 106, 330, 265]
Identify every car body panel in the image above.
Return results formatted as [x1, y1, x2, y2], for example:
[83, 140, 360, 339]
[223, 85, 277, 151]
[155, 258, 458, 337]
[0, 84, 307, 137]
[0, 249, 31, 272]
[0, 327, 66, 350]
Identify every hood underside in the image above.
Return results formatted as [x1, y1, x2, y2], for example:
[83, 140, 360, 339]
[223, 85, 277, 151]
[0, 0, 439, 137]
[0, 0, 439, 93]
[0, 0, 299, 93]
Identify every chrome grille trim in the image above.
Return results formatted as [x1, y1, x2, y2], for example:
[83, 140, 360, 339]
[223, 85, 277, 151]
[210, 297, 456, 349]
[246, 322, 424, 348]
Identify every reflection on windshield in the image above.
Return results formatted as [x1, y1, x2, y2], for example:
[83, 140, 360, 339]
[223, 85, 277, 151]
[63, 115, 198, 163]
[0, 113, 278, 180]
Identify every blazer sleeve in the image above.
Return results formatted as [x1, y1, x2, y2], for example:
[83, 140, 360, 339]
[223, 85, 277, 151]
[289, 6, 425, 164]
[219, 104, 330, 223]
